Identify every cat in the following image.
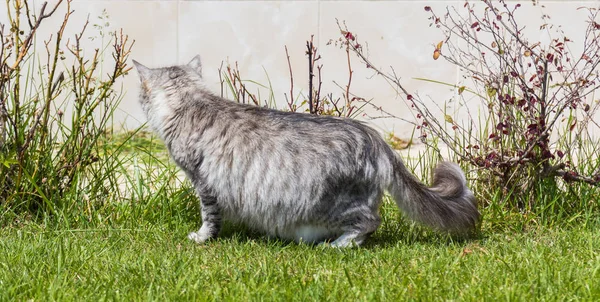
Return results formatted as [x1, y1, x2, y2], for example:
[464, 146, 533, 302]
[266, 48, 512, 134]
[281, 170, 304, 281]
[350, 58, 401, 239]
[132, 55, 480, 247]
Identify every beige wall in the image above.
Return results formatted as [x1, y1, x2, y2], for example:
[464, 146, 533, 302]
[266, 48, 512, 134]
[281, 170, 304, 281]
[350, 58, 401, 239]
[9, 0, 600, 139]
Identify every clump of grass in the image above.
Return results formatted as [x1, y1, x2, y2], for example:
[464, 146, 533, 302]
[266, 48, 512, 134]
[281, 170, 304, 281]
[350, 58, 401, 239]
[0, 0, 136, 224]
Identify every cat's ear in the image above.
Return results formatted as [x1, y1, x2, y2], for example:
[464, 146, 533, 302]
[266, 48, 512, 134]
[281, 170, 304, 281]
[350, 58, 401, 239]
[132, 60, 152, 81]
[187, 55, 203, 77]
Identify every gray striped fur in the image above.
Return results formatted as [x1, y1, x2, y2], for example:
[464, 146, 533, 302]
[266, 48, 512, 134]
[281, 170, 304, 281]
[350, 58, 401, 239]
[132, 56, 480, 247]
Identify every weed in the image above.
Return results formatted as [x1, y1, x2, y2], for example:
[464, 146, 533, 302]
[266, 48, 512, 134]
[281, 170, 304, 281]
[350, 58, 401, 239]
[0, 0, 134, 223]
[335, 1, 600, 223]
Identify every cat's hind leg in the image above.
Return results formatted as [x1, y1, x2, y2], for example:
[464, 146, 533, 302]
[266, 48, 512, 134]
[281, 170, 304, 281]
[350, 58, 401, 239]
[328, 205, 381, 248]
[329, 221, 380, 247]
[188, 194, 222, 244]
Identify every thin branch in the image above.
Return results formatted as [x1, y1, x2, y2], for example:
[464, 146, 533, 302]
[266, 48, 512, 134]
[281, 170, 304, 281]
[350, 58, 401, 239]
[284, 45, 295, 111]
[306, 37, 315, 114]
[10, 0, 65, 70]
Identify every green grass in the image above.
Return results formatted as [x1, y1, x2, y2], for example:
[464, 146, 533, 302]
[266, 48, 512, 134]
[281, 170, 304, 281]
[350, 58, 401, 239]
[1, 131, 599, 301]
[1, 216, 599, 301]
[2, 135, 600, 301]
[3, 3, 599, 299]
[3, 2, 599, 299]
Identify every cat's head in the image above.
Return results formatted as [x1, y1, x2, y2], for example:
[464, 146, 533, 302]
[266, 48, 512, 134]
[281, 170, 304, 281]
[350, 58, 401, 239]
[132, 55, 204, 134]
[133, 55, 203, 102]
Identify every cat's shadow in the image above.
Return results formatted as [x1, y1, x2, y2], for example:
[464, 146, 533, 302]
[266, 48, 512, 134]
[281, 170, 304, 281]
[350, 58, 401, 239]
[186, 200, 482, 249]
[198, 221, 483, 249]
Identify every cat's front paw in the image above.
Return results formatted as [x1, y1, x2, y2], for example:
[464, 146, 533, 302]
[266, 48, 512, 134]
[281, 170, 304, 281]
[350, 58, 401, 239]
[187, 231, 211, 244]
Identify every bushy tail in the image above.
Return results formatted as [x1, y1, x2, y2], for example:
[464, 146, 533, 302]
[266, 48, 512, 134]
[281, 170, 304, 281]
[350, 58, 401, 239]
[390, 160, 480, 233]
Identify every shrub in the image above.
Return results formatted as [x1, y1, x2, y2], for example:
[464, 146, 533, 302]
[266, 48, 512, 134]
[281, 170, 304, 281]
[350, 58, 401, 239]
[218, 35, 369, 119]
[0, 0, 134, 221]
[336, 0, 600, 218]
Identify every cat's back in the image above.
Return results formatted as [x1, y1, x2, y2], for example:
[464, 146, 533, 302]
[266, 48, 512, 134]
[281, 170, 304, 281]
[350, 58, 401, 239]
[199, 95, 376, 137]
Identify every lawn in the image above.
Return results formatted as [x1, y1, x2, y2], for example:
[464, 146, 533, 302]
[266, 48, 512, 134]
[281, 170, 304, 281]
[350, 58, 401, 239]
[1, 201, 599, 301]
[1, 131, 599, 301]
[2, 0, 599, 299]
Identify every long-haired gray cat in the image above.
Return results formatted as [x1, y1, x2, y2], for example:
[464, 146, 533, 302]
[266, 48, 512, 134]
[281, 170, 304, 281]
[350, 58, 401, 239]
[132, 56, 480, 247]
